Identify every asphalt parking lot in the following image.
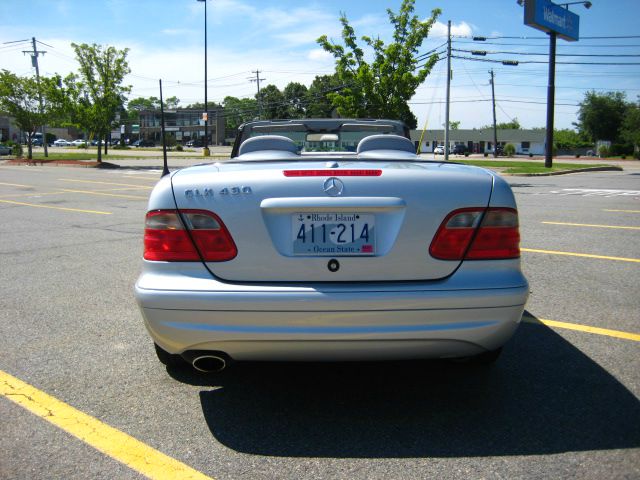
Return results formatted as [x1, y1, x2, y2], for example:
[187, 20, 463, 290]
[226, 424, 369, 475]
[0, 161, 638, 479]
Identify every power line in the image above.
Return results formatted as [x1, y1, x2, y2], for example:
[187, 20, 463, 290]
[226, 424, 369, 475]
[455, 40, 640, 48]
[452, 55, 640, 66]
[457, 34, 640, 40]
[453, 48, 640, 58]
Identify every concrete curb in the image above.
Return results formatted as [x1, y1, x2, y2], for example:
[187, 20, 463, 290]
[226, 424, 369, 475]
[4, 159, 120, 168]
[511, 166, 623, 177]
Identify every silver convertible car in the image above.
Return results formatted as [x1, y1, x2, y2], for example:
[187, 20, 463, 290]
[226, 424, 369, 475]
[135, 119, 528, 373]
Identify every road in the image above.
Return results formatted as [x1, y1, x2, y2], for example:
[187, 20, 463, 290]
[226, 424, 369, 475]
[0, 161, 638, 479]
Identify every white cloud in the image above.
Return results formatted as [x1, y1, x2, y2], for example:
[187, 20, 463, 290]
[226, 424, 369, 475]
[431, 20, 474, 38]
[307, 49, 333, 62]
[161, 29, 193, 37]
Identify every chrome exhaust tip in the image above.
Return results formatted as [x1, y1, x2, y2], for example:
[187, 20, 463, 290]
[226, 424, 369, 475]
[191, 355, 227, 373]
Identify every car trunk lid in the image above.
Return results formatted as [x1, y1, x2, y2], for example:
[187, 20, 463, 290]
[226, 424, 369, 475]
[170, 160, 494, 282]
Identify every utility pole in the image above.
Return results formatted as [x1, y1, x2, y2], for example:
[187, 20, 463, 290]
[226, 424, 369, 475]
[249, 70, 265, 119]
[489, 69, 498, 158]
[545, 31, 557, 168]
[24, 37, 48, 157]
[444, 20, 452, 161]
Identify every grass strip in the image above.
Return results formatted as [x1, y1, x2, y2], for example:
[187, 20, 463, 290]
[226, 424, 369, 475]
[458, 160, 610, 174]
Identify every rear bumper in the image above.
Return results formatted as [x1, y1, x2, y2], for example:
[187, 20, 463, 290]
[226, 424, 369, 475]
[135, 261, 529, 361]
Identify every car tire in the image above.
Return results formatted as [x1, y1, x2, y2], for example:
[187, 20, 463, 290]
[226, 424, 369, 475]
[154, 343, 187, 368]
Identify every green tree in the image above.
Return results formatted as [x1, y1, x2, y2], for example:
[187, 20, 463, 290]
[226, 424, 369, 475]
[257, 84, 287, 120]
[497, 118, 521, 130]
[553, 128, 591, 150]
[127, 96, 160, 112]
[69, 43, 131, 162]
[576, 91, 628, 143]
[317, 0, 441, 129]
[0, 70, 63, 159]
[222, 96, 258, 131]
[620, 99, 640, 154]
[185, 101, 221, 110]
[283, 82, 308, 118]
[305, 74, 342, 118]
[164, 96, 180, 109]
[480, 118, 521, 130]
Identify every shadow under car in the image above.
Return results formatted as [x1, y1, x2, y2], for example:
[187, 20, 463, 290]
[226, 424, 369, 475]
[167, 311, 640, 458]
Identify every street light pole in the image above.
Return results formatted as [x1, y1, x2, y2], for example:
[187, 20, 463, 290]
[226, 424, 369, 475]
[197, 0, 210, 156]
[518, 0, 591, 168]
[444, 20, 451, 161]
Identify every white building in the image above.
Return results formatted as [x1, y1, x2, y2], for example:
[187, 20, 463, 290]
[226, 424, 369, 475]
[410, 128, 547, 155]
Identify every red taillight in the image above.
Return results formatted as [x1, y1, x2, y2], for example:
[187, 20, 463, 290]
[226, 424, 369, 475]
[144, 209, 237, 262]
[283, 169, 382, 177]
[429, 207, 520, 261]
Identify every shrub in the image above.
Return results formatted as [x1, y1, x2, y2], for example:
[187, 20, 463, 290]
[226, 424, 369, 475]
[529, 153, 533, 157]
[610, 143, 634, 156]
[504, 144, 516, 156]
[176, 145, 183, 152]
[12, 143, 23, 157]
[483, 152, 488, 157]
[598, 145, 611, 157]
[575, 154, 581, 158]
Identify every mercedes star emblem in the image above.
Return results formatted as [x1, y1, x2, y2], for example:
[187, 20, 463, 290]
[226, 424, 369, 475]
[323, 177, 344, 197]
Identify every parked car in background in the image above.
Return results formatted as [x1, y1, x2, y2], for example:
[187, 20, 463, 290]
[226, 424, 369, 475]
[452, 144, 467, 155]
[53, 139, 71, 147]
[132, 139, 155, 147]
[71, 139, 87, 147]
[185, 139, 206, 148]
[135, 118, 528, 374]
[433, 145, 444, 154]
[0, 144, 12, 155]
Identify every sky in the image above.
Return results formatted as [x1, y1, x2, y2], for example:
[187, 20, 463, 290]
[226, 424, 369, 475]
[1, 0, 639, 131]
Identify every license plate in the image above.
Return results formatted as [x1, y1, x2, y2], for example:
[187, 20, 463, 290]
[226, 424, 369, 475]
[292, 213, 375, 256]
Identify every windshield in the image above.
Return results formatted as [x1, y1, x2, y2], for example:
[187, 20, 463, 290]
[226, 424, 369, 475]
[231, 119, 409, 157]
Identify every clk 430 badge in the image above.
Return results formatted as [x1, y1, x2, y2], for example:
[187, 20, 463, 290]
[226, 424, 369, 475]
[184, 188, 214, 198]
[219, 186, 252, 195]
[184, 186, 252, 198]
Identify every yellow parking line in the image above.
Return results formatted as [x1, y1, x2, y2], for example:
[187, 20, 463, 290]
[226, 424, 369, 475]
[542, 221, 640, 230]
[523, 315, 640, 342]
[604, 209, 640, 213]
[0, 182, 31, 187]
[521, 248, 640, 263]
[97, 186, 157, 192]
[0, 191, 65, 199]
[0, 370, 214, 480]
[120, 175, 162, 181]
[0, 199, 112, 215]
[58, 178, 154, 189]
[60, 189, 148, 200]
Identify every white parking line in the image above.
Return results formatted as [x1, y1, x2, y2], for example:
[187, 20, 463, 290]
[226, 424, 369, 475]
[549, 188, 640, 197]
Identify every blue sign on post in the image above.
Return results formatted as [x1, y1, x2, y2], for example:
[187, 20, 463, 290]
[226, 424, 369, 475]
[524, 0, 580, 41]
